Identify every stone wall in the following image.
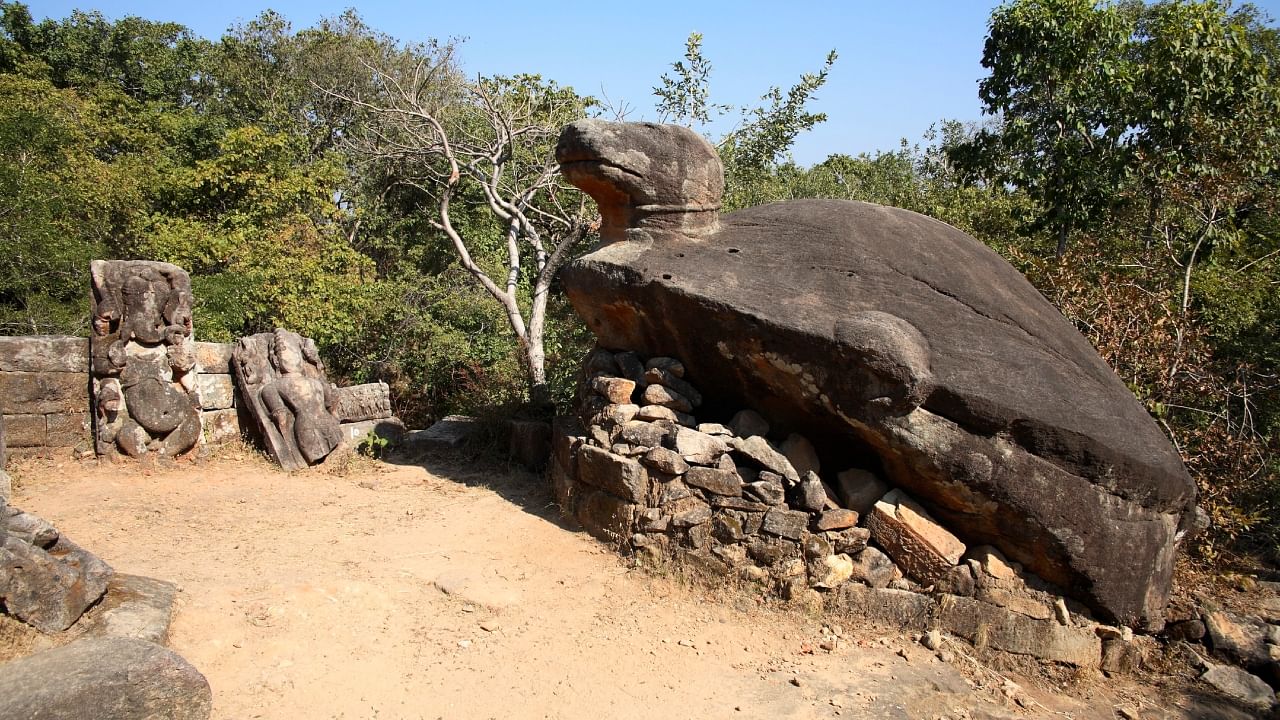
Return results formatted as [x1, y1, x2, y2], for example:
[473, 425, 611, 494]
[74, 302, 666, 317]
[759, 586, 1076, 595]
[193, 341, 242, 445]
[0, 336, 91, 457]
[550, 347, 1110, 668]
[0, 336, 247, 463]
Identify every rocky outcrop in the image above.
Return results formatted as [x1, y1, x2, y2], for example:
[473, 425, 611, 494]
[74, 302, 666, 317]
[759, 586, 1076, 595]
[555, 119, 1199, 631]
[0, 506, 112, 633]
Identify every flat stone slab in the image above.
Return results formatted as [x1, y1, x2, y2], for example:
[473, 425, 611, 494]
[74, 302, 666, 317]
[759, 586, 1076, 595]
[401, 415, 480, 450]
[0, 636, 211, 720]
[339, 418, 406, 445]
[0, 335, 88, 373]
[196, 373, 235, 410]
[82, 573, 177, 646]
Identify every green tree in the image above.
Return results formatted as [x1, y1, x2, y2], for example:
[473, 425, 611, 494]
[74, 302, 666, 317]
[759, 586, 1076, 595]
[949, 0, 1134, 256]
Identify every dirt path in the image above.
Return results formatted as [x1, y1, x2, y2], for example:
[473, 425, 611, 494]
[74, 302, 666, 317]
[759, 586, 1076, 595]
[6, 449, 1209, 720]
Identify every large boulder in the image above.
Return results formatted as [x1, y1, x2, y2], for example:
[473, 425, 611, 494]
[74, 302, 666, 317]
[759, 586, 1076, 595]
[555, 119, 1199, 630]
[0, 637, 211, 720]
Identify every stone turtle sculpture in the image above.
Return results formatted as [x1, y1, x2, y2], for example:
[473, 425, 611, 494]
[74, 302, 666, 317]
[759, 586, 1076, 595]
[556, 119, 1200, 630]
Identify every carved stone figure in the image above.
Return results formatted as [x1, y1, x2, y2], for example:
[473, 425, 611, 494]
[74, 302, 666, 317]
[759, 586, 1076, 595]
[89, 260, 201, 459]
[555, 120, 1200, 630]
[233, 329, 344, 470]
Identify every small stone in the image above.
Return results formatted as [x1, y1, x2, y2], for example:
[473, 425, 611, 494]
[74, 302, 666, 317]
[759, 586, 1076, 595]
[458, 639, 472, 648]
[969, 545, 1020, 581]
[643, 367, 702, 407]
[747, 537, 795, 566]
[810, 554, 854, 589]
[590, 376, 636, 404]
[761, 508, 809, 540]
[817, 509, 859, 531]
[710, 496, 770, 512]
[713, 514, 747, 544]
[677, 639, 695, 648]
[922, 630, 943, 651]
[661, 480, 693, 504]
[825, 527, 870, 555]
[668, 498, 712, 528]
[789, 676, 802, 687]
[619, 420, 669, 449]
[730, 435, 799, 482]
[640, 447, 689, 475]
[780, 433, 820, 477]
[645, 356, 685, 377]
[479, 620, 501, 632]
[832, 468, 890, 515]
[745, 478, 786, 506]
[638, 508, 670, 533]
[696, 423, 733, 437]
[849, 547, 898, 589]
[598, 403, 640, 426]
[636, 404, 697, 426]
[615, 351, 646, 386]
[728, 409, 770, 438]
[674, 426, 729, 465]
[937, 564, 975, 597]
[641, 384, 693, 413]
[684, 467, 743, 497]
[1054, 598, 1071, 625]
[740, 565, 769, 583]
[794, 472, 827, 512]
[711, 543, 748, 567]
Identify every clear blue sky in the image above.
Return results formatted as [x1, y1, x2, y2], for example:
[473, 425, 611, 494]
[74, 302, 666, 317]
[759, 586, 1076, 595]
[27, 0, 1280, 166]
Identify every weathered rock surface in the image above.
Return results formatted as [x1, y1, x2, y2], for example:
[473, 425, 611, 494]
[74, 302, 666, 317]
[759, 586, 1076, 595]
[82, 573, 177, 646]
[0, 637, 212, 720]
[1200, 663, 1277, 710]
[556, 119, 1197, 630]
[0, 508, 113, 633]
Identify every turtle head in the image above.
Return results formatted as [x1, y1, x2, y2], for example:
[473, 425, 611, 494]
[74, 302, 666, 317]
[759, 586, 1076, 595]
[557, 120, 723, 242]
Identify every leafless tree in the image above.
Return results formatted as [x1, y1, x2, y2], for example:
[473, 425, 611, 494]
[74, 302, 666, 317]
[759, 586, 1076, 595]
[325, 49, 594, 403]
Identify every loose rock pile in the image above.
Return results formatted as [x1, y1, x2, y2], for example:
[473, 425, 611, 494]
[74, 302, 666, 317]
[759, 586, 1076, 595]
[554, 350, 1087, 625]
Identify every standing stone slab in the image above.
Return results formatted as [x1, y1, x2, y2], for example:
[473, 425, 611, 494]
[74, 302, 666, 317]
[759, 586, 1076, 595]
[90, 260, 201, 459]
[232, 330, 344, 471]
[0, 637, 212, 720]
[866, 489, 966, 584]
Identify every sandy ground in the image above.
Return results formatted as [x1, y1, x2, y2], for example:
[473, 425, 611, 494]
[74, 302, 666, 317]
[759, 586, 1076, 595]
[4, 448, 1245, 720]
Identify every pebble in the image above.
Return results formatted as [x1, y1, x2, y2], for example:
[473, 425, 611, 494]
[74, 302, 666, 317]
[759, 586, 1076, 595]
[922, 630, 943, 651]
[457, 639, 472, 648]
[479, 620, 501, 632]
[789, 677, 802, 687]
